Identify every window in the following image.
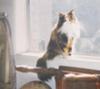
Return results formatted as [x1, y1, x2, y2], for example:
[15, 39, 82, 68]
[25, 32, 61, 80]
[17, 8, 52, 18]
[28, 0, 100, 57]
[15, 2, 100, 89]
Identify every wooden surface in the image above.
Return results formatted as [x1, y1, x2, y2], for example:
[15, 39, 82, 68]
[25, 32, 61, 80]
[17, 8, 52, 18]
[20, 81, 51, 89]
[56, 66, 100, 89]
[62, 74, 100, 89]
[59, 66, 100, 74]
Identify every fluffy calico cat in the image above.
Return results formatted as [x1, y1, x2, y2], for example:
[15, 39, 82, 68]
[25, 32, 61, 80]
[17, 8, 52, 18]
[36, 9, 81, 81]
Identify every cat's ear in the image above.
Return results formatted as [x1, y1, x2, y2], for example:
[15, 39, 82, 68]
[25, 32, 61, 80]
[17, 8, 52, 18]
[67, 9, 76, 22]
[68, 9, 75, 15]
[59, 12, 65, 17]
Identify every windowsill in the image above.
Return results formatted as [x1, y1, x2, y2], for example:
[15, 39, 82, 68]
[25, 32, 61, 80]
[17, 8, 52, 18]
[15, 52, 100, 71]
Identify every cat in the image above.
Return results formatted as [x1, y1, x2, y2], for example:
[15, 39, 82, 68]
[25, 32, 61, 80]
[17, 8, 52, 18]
[36, 9, 81, 81]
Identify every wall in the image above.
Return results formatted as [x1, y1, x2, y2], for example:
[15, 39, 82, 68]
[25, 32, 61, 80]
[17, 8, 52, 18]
[14, 0, 29, 53]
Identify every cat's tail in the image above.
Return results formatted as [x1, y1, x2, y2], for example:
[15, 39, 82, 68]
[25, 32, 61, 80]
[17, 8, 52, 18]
[36, 57, 47, 68]
[36, 53, 53, 81]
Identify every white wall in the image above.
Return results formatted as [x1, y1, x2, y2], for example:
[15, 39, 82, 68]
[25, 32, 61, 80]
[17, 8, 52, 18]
[14, 0, 29, 54]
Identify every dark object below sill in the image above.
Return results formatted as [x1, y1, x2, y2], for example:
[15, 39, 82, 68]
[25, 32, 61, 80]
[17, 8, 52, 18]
[55, 66, 100, 89]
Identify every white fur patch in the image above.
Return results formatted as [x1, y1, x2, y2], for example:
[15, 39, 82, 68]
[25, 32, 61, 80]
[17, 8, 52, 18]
[60, 20, 81, 39]
[60, 19, 81, 54]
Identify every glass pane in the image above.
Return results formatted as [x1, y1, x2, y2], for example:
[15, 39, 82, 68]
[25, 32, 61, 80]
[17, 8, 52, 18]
[29, 0, 53, 52]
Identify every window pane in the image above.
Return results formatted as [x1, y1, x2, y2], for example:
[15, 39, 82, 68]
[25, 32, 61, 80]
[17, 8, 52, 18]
[29, 0, 100, 56]
[29, 0, 52, 52]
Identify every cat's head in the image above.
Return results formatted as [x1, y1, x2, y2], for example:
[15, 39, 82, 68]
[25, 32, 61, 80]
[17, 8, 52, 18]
[58, 9, 76, 24]
[58, 9, 81, 38]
